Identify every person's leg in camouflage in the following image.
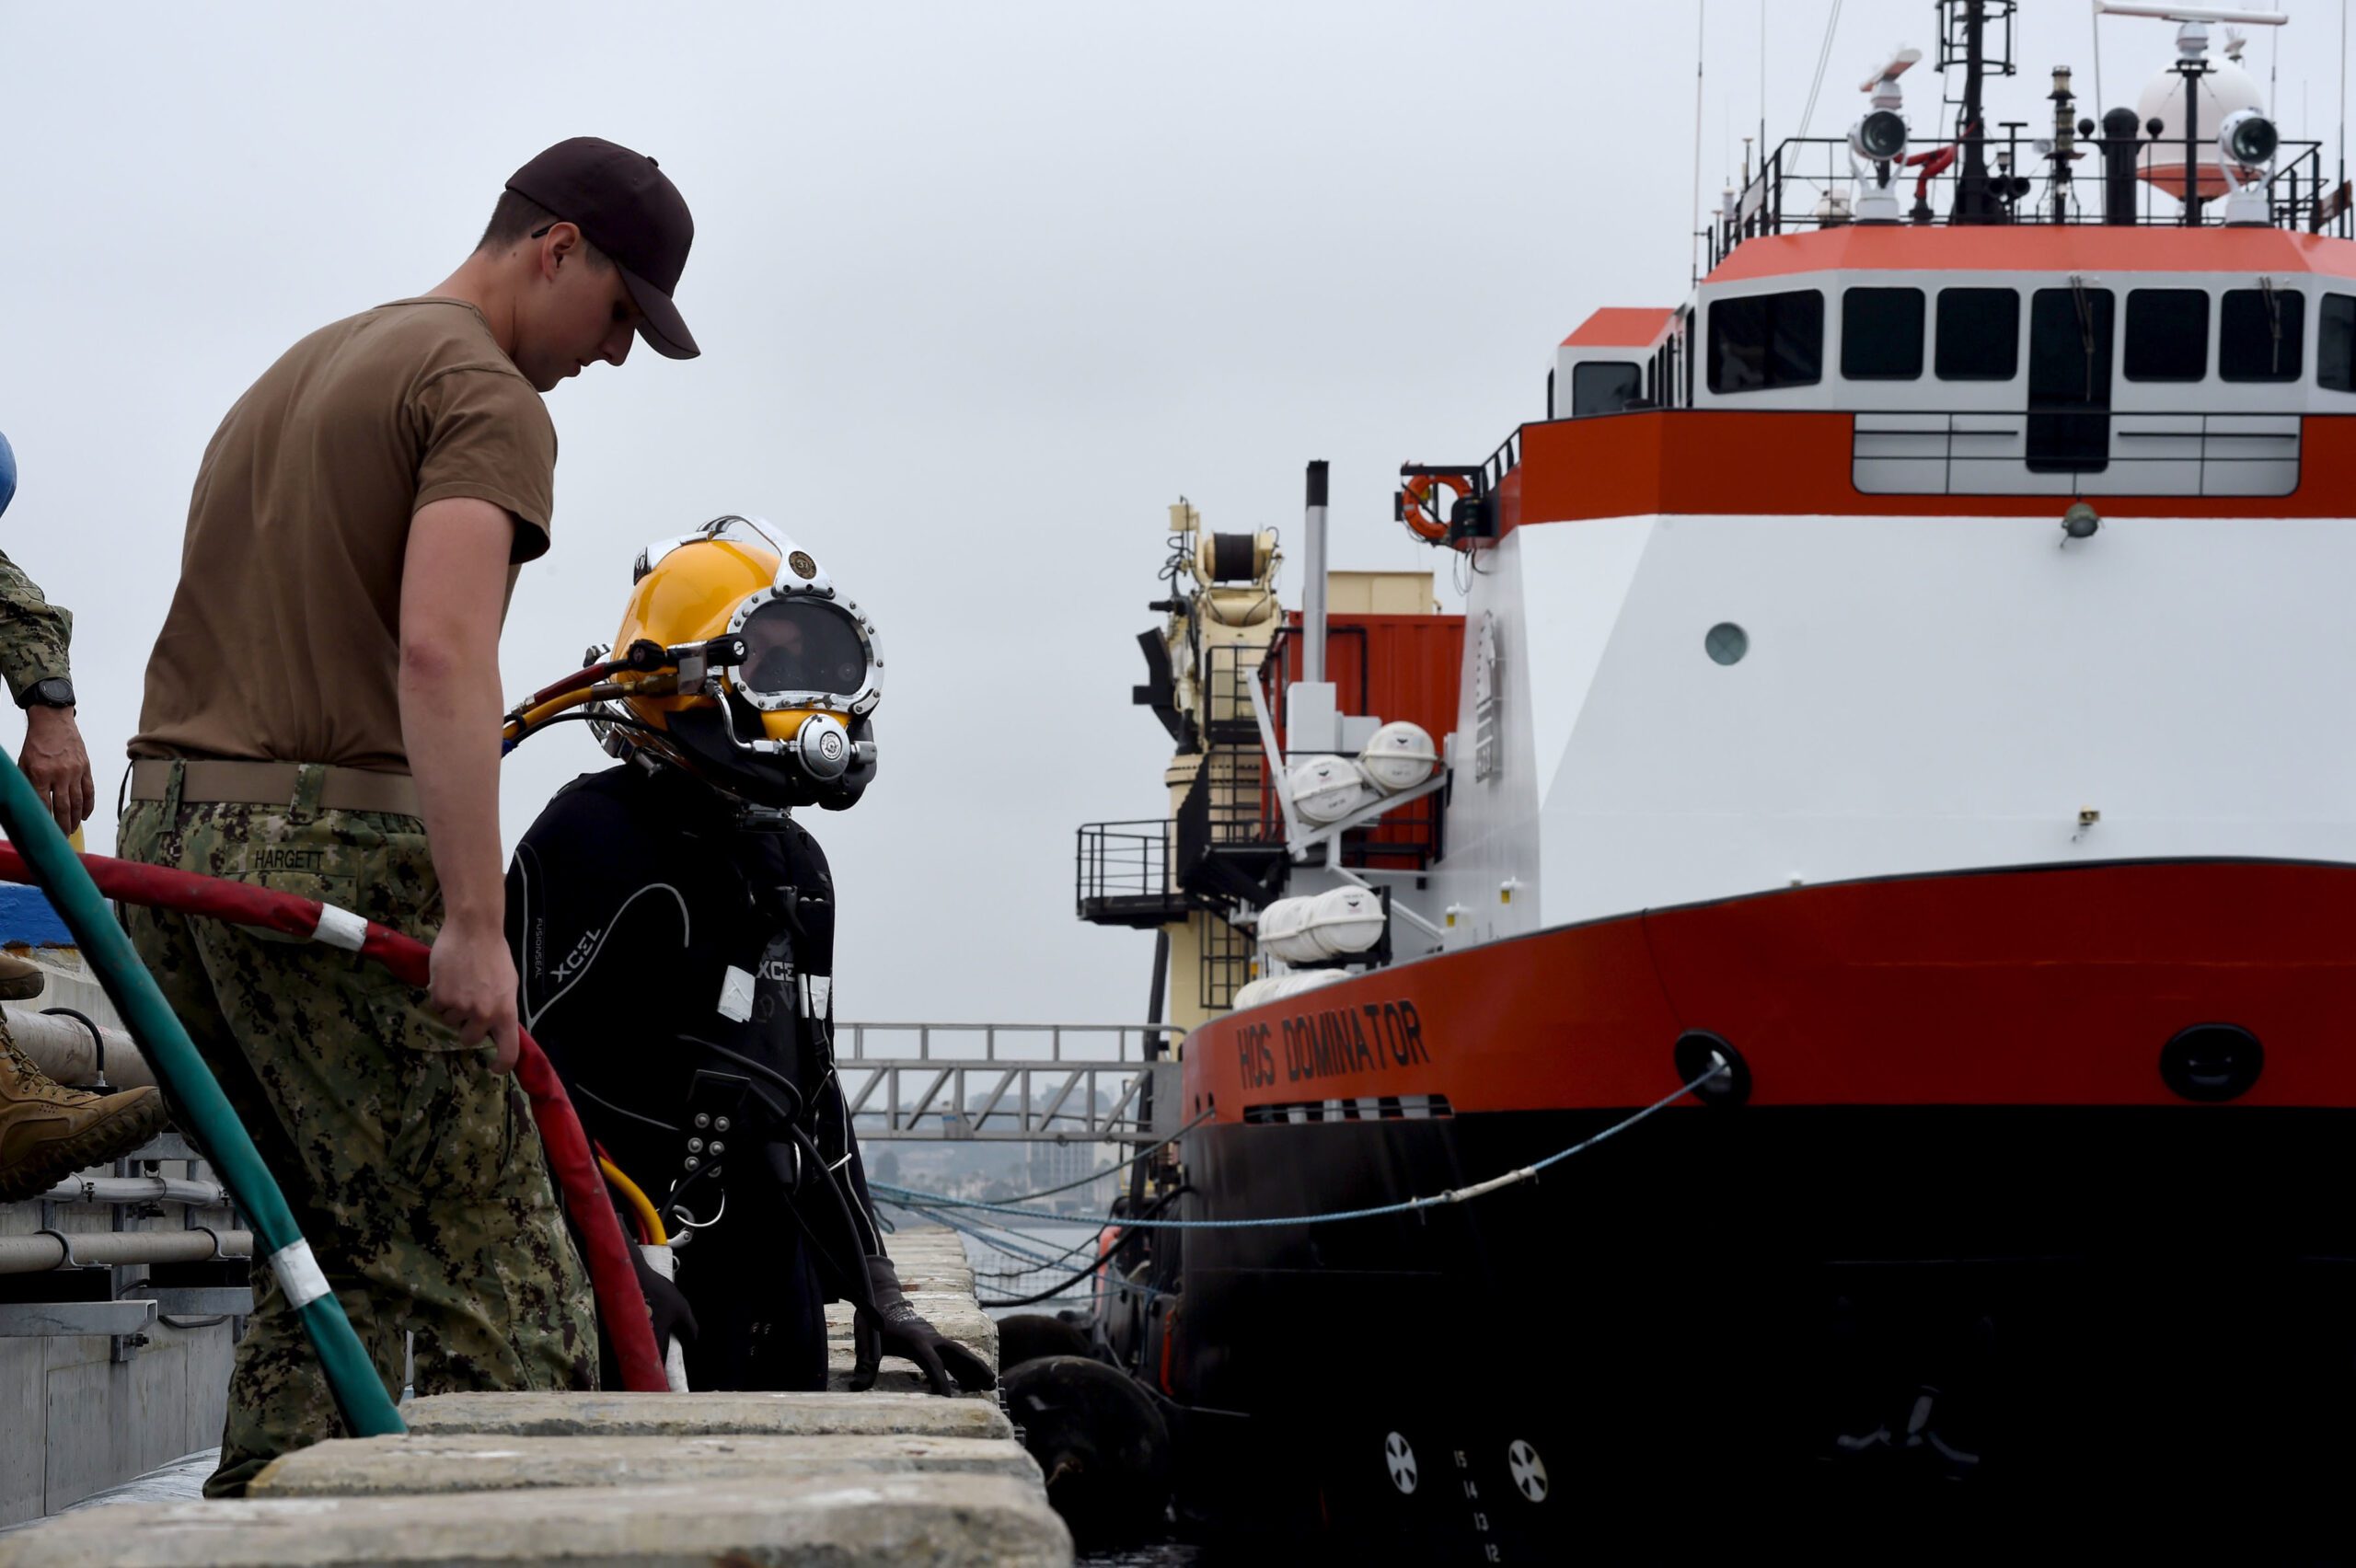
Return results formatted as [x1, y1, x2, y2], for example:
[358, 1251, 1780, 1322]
[120, 784, 596, 1497]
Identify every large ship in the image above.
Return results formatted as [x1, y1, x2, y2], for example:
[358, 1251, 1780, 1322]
[1073, 2, 2356, 1554]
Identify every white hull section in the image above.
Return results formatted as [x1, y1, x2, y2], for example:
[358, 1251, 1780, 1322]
[1417, 513, 2356, 941]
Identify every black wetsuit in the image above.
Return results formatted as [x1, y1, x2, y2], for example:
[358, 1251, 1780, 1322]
[504, 761, 883, 1391]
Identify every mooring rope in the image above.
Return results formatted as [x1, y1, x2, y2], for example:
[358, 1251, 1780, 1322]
[871, 1066, 1724, 1231]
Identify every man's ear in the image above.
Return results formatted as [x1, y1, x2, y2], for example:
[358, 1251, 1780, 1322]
[538, 221, 585, 277]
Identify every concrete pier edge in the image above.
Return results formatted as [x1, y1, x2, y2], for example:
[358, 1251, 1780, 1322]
[0, 1225, 1073, 1567]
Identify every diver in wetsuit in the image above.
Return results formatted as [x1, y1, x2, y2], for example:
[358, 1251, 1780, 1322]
[504, 515, 989, 1394]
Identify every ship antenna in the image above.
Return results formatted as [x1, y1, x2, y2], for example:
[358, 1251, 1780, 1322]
[2092, 0, 2106, 129]
[2267, 0, 2278, 120]
[1692, 1, 1710, 281]
[1760, 0, 1769, 161]
[1800, 0, 1846, 137]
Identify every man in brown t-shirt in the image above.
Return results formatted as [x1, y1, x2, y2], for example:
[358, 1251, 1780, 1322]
[119, 138, 699, 1496]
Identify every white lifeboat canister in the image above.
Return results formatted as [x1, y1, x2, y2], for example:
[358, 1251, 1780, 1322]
[1302, 886, 1386, 959]
[1230, 975, 1284, 1009]
[1358, 721, 1438, 793]
[1288, 755, 1377, 824]
[1257, 896, 1324, 964]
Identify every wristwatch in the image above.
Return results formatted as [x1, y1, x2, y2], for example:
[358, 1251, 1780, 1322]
[18, 677, 74, 710]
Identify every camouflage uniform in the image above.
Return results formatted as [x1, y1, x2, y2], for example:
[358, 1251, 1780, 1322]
[118, 762, 597, 1498]
[0, 431, 73, 701]
[0, 548, 74, 702]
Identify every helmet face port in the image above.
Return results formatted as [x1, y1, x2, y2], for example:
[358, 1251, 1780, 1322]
[734, 596, 872, 707]
[2160, 1024, 2264, 1103]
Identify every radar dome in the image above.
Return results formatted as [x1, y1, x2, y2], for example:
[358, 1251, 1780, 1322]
[2135, 51, 2267, 201]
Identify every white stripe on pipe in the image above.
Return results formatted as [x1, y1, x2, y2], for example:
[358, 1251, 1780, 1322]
[313, 905, 368, 951]
[271, 1239, 331, 1308]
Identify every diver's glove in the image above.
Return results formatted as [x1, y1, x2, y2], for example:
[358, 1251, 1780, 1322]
[849, 1251, 997, 1396]
[631, 1243, 699, 1355]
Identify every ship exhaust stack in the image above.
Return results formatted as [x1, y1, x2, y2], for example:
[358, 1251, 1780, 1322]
[2101, 106, 2143, 223]
[1303, 460, 1330, 686]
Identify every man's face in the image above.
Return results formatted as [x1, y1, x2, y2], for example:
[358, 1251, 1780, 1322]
[514, 224, 641, 393]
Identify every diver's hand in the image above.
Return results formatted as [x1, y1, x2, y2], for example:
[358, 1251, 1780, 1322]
[850, 1253, 995, 1396]
[631, 1243, 698, 1351]
[19, 705, 92, 835]
[426, 918, 520, 1071]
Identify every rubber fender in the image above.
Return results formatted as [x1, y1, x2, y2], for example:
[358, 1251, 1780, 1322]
[1003, 1355, 1172, 1549]
[996, 1312, 1091, 1370]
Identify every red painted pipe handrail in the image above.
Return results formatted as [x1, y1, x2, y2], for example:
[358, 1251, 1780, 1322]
[0, 844, 669, 1394]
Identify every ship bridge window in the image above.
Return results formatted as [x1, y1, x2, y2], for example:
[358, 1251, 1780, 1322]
[1572, 361, 1643, 416]
[1707, 289, 1823, 394]
[1934, 288, 2020, 380]
[2220, 285, 2304, 382]
[2124, 289, 2209, 382]
[2321, 295, 2356, 391]
[1841, 287, 1924, 379]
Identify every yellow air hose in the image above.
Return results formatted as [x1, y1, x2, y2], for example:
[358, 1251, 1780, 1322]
[599, 1155, 669, 1247]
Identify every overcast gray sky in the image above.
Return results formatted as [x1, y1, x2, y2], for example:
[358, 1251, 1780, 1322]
[0, 1, 2335, 1025]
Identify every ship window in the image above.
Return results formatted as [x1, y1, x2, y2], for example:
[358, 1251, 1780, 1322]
[2220, 286, 2304, 382]
[1575, 362, 1639, 416]
[1934, 288, 2020, 380]
[1707, 289, 1823, 393]
[2321, 295, 2356, 391]
[1841, 287, 1924, 379]
[2124, 289, 2209, 381]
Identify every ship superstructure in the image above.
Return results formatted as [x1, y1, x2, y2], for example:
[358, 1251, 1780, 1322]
[1080, 3, 2356, 1554]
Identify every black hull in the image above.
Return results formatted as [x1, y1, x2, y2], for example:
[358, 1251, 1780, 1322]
[1120, 1107, 2356, 1560]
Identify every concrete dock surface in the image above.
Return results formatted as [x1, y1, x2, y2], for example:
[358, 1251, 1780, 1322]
[251, 1434, 1042, 1495]
[0, 1473, 1069, 1566]
[0, 1226, 1071, 1566]
[401, 1389, 1013, 1440]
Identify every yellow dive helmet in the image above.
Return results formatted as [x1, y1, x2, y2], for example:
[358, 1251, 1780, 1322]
[607, 515, 882, 811]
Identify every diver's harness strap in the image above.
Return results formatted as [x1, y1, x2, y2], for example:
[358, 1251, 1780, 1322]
[130, 758, 422, 818]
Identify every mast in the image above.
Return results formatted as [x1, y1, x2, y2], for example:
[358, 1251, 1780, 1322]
[1952, 0, 2001, 222]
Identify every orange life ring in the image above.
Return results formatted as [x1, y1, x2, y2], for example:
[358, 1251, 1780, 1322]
[1400, 473, 1469, 542]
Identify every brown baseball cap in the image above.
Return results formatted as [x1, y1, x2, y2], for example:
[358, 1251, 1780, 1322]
[507, 136, 699, 360]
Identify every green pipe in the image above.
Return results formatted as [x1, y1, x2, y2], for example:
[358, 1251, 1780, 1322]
[0, 752, 402, 1436]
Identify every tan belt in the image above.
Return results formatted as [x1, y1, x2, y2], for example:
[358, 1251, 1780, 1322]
[129, 759, 422, 818]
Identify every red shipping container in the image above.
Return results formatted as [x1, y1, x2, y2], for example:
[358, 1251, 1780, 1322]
[1279, 613, 1465, 868]
[1280, 612, 1466, 746]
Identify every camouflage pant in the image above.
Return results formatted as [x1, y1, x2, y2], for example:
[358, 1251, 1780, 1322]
[118, 765, 596, 1497]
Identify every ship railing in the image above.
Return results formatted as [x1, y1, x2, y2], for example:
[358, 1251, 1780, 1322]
[1074, 819, 1188, 926]
[1704, 134, 2347, 273]
[834, 1020, 1176, 1144]
[1482, 432, 1519, 494]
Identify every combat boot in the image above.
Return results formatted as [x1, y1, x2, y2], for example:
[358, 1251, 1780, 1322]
[0, 1023, 165, 1202]
[0, 950, 47, 1001]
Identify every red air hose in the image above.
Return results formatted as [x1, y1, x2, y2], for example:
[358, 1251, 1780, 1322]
[0, 845, 670, 1394]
